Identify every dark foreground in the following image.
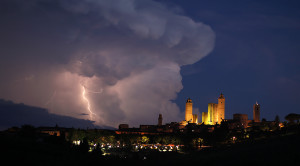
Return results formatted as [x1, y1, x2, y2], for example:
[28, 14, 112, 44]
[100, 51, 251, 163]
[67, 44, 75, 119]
[1, 131, 300, 166]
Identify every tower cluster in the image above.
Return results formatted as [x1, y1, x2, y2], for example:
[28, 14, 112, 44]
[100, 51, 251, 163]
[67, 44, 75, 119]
[118, 93, 263, 134]
[183, 93, 261, 127]
[202, 93, 225, 125]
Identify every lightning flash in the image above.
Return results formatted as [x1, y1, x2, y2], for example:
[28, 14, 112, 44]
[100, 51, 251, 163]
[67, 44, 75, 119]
[81, 85, 97, 121]
[45, 90, 57, 106]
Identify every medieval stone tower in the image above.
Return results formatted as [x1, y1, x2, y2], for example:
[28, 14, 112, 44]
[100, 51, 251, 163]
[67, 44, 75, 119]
[253, 102, 260, 122]
[217, 93, 225, 123]
[202, 93, 225, 125]
[185, 98, 193, 122]
[208, 103, 218, 125]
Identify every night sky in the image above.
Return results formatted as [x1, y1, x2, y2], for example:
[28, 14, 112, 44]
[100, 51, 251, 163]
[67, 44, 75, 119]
[1, 0, 300, 129]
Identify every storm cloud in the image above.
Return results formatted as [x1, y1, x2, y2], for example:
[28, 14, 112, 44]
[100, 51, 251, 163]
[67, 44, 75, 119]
[0, 0, 215, 127]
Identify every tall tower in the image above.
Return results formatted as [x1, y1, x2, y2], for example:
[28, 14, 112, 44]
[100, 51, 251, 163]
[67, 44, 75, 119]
[217, 93, 225, 123]
[202, 112, 208, 124]
[192, 114, 198, 124]
[185, 98, 193, 122]
[208, 103, 218, 125]
[158, 114, 163, 126]
[253, 102, 260, 122]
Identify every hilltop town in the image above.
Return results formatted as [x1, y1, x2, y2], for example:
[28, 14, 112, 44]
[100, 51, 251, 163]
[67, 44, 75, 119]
[117, 93, 279, 135]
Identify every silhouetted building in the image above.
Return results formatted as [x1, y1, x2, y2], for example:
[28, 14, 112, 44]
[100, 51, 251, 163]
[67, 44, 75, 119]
[140, 125, 156, 132]
[158, 114, 163, 126]
[119, 124, 129, 130]
[233, 114, 248, 128]
[39, 127, 61, 136]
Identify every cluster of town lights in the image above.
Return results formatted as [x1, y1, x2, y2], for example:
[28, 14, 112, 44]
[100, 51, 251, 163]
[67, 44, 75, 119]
[73, 140, 182, 155]
[133, 144, 181, 152]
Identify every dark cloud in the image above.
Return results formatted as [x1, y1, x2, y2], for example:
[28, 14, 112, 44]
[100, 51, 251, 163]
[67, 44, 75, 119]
[0, 99, 106, 130]
[79, 113, 89, 116]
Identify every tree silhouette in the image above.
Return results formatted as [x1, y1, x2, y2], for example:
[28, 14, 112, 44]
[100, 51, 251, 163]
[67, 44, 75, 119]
[19, 125, 36, 139]
[79, 137, 89, 153]
[285, 113, 300, 123]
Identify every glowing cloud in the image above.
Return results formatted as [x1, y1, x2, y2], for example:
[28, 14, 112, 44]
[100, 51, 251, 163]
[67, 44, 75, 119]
[0, 0, 215, 127]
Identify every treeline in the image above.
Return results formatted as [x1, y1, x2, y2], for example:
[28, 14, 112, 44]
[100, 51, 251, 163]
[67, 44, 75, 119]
[4, 119, 299, 150]
[1, 122, 300, 165]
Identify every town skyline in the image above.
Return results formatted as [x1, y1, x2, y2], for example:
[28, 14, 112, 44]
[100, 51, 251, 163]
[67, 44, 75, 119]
[120, 93, 267, 129]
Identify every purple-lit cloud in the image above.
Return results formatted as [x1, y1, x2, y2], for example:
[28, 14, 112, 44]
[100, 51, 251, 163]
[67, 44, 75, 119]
[0, 0, 215, 127]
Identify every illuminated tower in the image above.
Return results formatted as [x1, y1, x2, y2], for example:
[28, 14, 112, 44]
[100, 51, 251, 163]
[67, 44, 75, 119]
[217, 93, 225, 123]
[192, 114, 198, 124]
[202, 112, 208, 124]
[253, 102, 260, 122]
[208, 103, 218, 125]
[185, 98, 193, 122]
[158, 114, 163, 126]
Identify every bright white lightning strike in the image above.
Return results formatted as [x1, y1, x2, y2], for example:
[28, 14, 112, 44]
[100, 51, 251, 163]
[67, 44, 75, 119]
[81, 85, 97, 121]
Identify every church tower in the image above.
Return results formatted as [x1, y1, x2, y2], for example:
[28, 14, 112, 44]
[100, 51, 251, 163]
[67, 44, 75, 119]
[253, 102, 260, 122]
[217, 93, 225, 123]
[185, 98, 193, 122]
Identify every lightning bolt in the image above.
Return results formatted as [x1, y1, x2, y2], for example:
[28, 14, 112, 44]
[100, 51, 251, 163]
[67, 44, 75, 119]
[45, 90, 57, 106]
[81, 85, 97, 121]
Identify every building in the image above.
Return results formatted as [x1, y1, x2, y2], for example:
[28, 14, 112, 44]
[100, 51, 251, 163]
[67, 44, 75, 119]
[208, 103, 218, 125]
[202, 112, 208, 125]
[39, 127, 61, 136]
[117, 94, 267, 134]
[184, 98, 198, 124]
[253, 102, 260, 122]
[202, 93, 225, 125]
[185, 98, 193, 122]
[119, 124, 129, 129]
[158, 114, 163, 126]
[192, 114, 198, 124]
[117, 114, 182, 134]
[233, 114, 248, 128]
[217, 93, 225, 123]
